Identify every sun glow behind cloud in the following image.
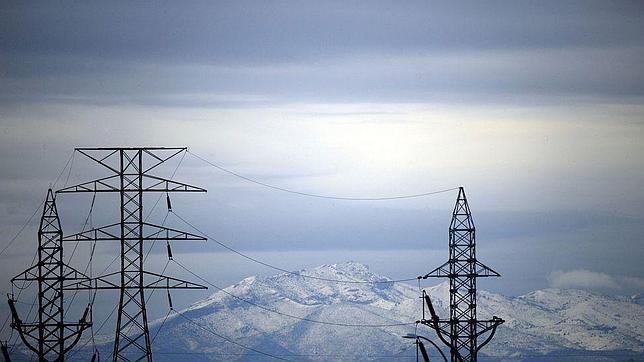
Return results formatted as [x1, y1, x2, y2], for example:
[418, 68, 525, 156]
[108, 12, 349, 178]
[3, 100, 642, 216]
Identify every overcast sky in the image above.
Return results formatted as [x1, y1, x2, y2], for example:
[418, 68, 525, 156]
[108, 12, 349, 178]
[1, 1, 643, 335]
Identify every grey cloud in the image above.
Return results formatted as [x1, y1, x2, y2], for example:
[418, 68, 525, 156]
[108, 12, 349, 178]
[2, 46, 643, 107]
[2, 1, 642, 64]
[549, 269, 620, 290]
[549, 269, 644, 295]
[1, 1, 644, 107]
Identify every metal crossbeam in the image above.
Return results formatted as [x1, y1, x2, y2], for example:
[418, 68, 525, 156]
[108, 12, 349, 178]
[7, 190, 92, 361]
[62, 223, 206, 242]
[56, 174, 206, 194]
[63, 271, 207, 291]
[419, 187, 504, 362]
[55, 147, 206, 362]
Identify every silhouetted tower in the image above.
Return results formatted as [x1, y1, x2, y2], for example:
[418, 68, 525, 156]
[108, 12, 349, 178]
[420, 187, 503, 361]
[56, 148, 207, 362]
[7, 189, 92, 361]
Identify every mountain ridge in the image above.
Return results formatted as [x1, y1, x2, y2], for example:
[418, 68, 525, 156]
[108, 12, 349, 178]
[75, 261, 644, 361]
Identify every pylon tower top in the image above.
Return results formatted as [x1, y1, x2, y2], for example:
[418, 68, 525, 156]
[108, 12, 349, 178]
[420, 187, 504, 362]
[8, 189, 92, 361]
[56, 147, 207, 362]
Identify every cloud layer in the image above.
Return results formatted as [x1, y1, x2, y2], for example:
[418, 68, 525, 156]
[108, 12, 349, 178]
[1, 1, 643, 106]
[549, 269, 644, 294]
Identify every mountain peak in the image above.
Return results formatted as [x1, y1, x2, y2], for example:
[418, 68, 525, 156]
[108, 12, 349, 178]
[148, 262, 644, 361]
[314, 260, 371, 274]
[192, 261, 414, 312]
[286, 261, 387, 284]
[255, 261, 409, 306]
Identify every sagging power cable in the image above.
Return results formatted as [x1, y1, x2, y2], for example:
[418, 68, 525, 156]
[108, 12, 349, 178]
[188, 150, 458, 201]
[171, 211, 418, 284]
[173, 308, 293, 362]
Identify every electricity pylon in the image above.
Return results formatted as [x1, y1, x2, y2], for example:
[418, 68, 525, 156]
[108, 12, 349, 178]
[7, 189, 92, 361]
[419, 187, 504, 362]
[57, 147, 207, 362]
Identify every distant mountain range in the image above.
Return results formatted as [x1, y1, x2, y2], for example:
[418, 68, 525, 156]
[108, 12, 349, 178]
[128, 261, 641, 361]
[18, 261, 635, 361]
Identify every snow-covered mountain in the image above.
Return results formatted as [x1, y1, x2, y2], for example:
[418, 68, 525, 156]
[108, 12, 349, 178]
[73, 261, 644, 361]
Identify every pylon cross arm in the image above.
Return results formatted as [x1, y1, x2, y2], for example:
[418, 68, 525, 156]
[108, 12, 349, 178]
[56, 174, 206, 194]
[143, 271, 207, 289]
[63, 272, 119, 290]
[56, 175, 121, 193]
[475, 261, 501, 277]
[420, 259, 501, 279]
[421, 260, 450, 279]
[64, 271, 207, 290]
[62, 222, 206, 242]
[142, 175, 206, 192]
[62, 264, 92, 281]
[53, 147, 207, 362]
[10, 264, 39, 282]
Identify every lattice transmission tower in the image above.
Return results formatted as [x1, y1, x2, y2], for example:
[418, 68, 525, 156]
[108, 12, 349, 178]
[7, 189, 92, 361]
[56, 147, 207, 362]
[419, 187, 504, 362]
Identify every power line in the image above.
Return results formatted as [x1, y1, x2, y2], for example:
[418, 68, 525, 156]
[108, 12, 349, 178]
[173, 259, 415, 328]
[8, 289, 38, 352]
[75, 263, 173, 361]
[143, 211, 170, 263]
[0, 200, 44, 259]
[61, 151, 75, 190]
[2, 148, 449, 358]
[2, 150, 80, 332]
[1, 249, 39, 338]
[66, 298, 119, 360]
[2, 210, 44, 344]
[56, 147, 208, 362]
[7, 190, 92, 361]
[0, 147, 73, 256]
[145, 149, 187, 222]
[171, 211, 419, 284]
[187, 150, 459, 201]
[64, 192, 96, 265]
[172, 308, 293, 362]
[51, 149, 75, 190]
[151, 309, 172, 344]
[2, 282, 38, 349]
[63, 192, 98, 318]
[1, 148, 75, 332]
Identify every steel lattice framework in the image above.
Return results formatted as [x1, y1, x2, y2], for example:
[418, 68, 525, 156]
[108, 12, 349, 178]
[420, 187, 504, 362]
[7, 189, 92, 361]
[57, 147, 207, 362]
